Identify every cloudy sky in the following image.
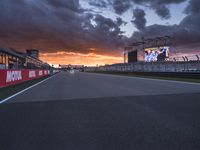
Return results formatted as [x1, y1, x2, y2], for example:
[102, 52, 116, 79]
[0, 0, 199, 65]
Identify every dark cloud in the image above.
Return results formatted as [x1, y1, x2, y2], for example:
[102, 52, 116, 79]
[89, 0, 107, 8]
[83, 14, 125, 50]
[45, 0, 80, 11]
[0, 0, 200, 56]
[153, 4, 171, 19]
[131, 0, 186, 19]
[132, 8, 146, 31]
[0, 0, 125, 54]
[112, 0, 131, 15]
[130, 0, 200, 53]
[90, 0, 186, 19]
[88, 0, 131, 15]
[185, 0, 200, 14]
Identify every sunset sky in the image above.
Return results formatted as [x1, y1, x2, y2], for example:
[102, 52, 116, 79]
[0, 0, 200, 65]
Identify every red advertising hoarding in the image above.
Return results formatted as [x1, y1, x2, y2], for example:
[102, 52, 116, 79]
[0, 69, 50, 88]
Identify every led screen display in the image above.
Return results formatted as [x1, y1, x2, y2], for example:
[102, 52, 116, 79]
[145, 47, 170, 62]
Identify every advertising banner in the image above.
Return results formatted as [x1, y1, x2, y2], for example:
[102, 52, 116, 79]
[0, 69, 50, 88]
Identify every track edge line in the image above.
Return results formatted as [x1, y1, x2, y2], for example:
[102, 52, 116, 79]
[0, 74, 58, 104]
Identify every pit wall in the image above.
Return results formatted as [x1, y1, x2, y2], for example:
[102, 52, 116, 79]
[85, 61, 200, 73]
[0, 69, 51, 88]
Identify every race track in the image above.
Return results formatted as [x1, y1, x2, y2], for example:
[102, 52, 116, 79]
[0, 72, 200, 150]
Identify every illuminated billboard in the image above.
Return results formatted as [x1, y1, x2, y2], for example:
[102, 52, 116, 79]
[145, 47, 170, 62]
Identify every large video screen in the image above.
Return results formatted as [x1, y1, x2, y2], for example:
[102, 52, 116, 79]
[145, 47, 170, 62]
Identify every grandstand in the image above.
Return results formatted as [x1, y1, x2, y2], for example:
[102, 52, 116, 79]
[0, 48, 51, 69]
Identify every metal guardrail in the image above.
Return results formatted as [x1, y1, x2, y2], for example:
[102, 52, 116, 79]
[168, 55, 200, 62]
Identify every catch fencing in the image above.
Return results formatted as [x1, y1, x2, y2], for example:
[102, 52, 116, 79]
[85, 55, 200, 73]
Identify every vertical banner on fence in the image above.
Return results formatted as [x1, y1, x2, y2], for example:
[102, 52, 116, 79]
[0, 69, 50, 88]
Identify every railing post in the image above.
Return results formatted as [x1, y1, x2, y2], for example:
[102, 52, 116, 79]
[196, 55, 200, 72]
[173, 58, 177, 72]
[185, 56, 189, 72]
[182, 57, 186, 72]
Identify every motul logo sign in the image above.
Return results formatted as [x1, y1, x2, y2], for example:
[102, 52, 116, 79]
[29, 71, 36, 78]
[44, 70, 47, 75]
[0, 69, 50, 88]
[6, 71, 22, 83]
[39, 70, 43, 76]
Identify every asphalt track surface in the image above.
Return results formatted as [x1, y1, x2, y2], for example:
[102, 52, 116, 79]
[0, 72, 200, 150]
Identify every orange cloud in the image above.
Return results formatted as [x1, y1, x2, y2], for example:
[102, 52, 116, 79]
[40, 51, 123, 66]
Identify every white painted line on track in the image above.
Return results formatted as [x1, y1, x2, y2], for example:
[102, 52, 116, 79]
[129, 75, 200, 85]
[86, 72, 200, 85]
[0, 74, 58, 104]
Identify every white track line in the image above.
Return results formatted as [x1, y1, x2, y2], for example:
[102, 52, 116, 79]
[0, 74, 57, 104]
[88, 72, 200, 85]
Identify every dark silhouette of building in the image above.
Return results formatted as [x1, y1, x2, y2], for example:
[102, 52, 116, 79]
[26, 49, 39, 59]
[0, 48, 50, 69]
[128, 50, 138, 63]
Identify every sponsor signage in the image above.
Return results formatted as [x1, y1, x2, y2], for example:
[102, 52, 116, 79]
[39, 70, 43, 76]
[29, 70, 36, 78]
[6, 70, 22, 83]
[0, 69, 50, 88]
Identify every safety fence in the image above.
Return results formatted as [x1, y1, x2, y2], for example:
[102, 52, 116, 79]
[85, 60, 200, 73]
[0, 69, 51, 88]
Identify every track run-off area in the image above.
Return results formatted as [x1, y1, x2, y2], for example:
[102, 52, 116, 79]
[1, 72, 200, 150]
